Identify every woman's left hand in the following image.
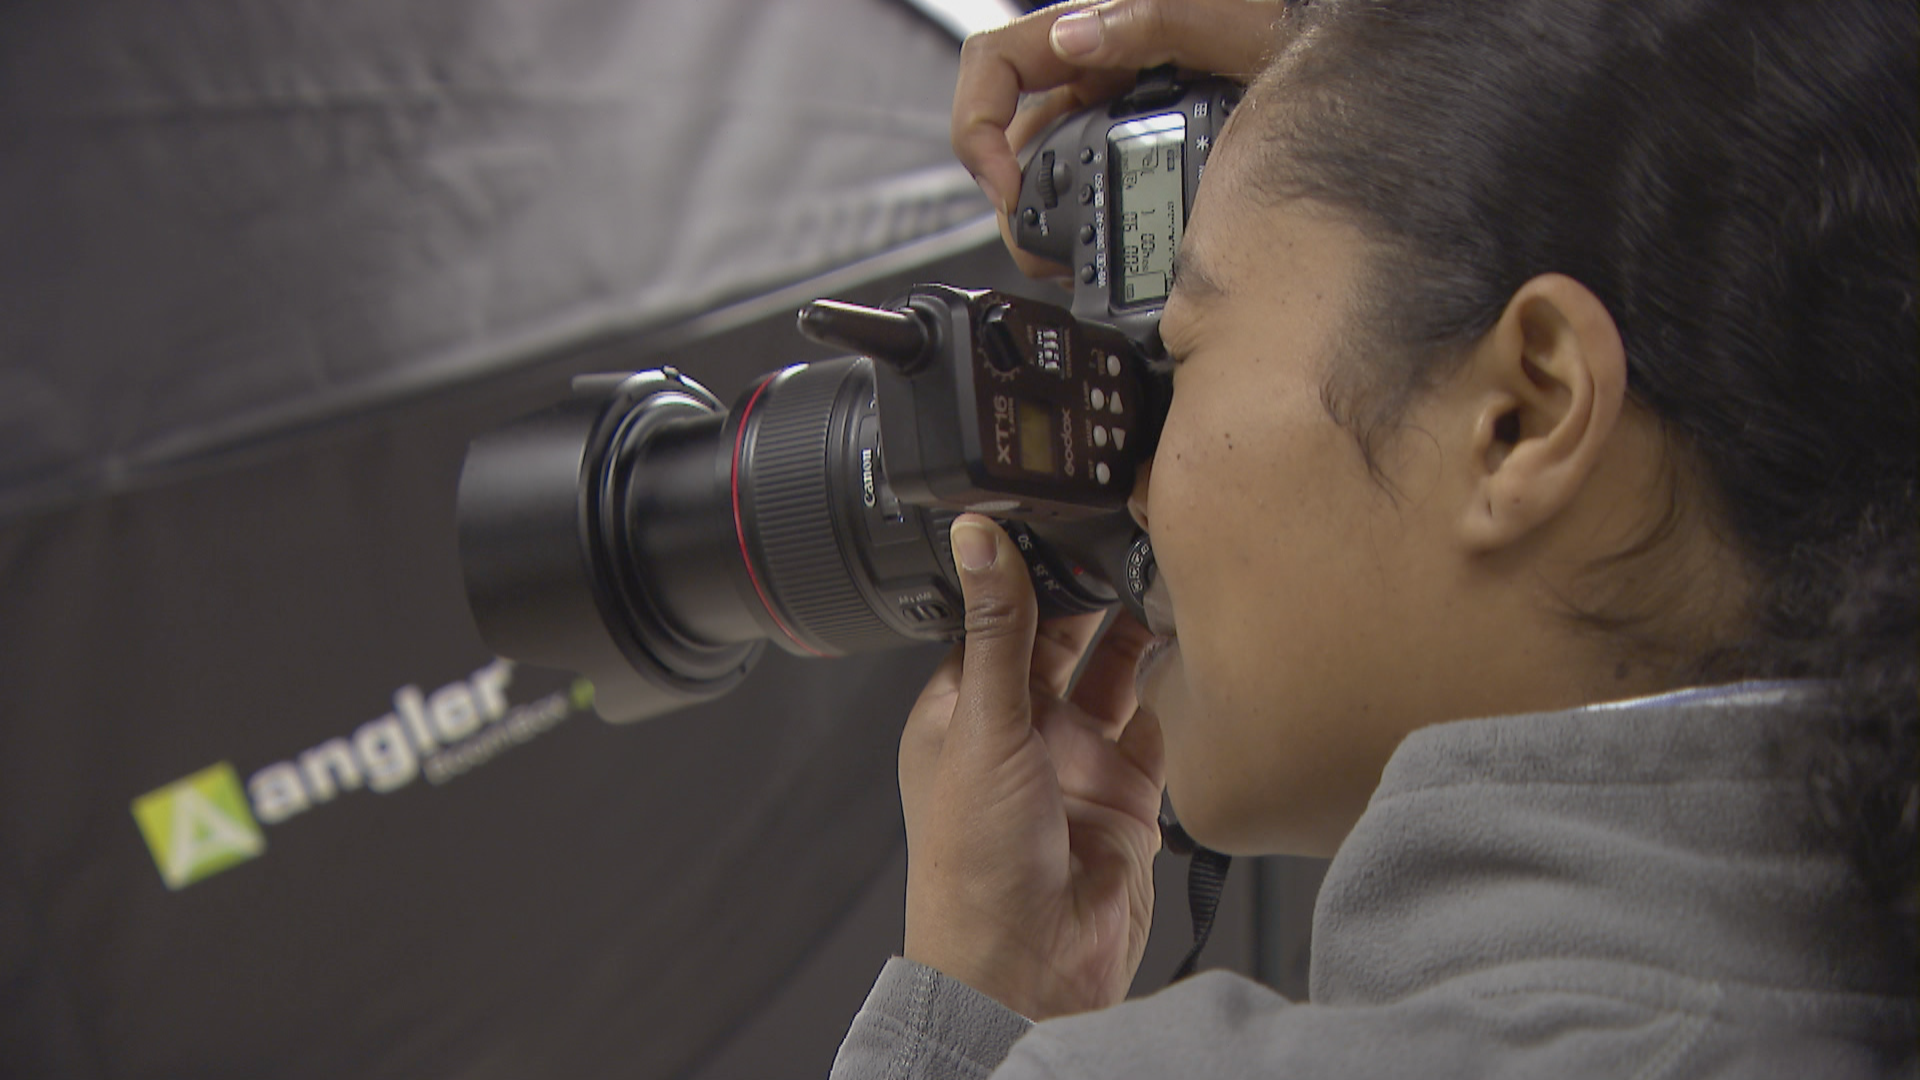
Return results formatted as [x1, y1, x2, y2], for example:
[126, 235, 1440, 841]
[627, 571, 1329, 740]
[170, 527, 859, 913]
[900, 515, 1165, 1019]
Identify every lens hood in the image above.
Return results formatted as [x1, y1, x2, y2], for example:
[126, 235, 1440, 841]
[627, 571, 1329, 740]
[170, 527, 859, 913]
[458, 371, 763, 724]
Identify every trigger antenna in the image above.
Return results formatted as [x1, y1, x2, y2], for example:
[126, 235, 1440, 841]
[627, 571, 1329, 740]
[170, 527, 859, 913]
[797, 300, 935, 373]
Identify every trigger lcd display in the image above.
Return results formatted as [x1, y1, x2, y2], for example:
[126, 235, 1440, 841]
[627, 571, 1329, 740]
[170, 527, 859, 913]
[1109, 113, 1186, 308]
[1017, 399, 1055, 474]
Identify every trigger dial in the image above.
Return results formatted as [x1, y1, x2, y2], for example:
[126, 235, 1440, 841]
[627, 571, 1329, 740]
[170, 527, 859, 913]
[980, 304, 1023, 376]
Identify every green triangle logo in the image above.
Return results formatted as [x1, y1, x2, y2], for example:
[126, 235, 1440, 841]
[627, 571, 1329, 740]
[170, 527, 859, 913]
[131, 762, 266, 890]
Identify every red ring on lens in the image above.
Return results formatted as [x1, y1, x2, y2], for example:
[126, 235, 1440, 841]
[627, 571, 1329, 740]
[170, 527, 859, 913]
[730, 373, 830, 658]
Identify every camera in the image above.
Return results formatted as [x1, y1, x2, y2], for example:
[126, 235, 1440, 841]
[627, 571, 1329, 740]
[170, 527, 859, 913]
[456, 72, 1236, 724]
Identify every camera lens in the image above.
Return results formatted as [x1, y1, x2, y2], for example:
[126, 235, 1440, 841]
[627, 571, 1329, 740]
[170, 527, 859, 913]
[451, 364, 926, 723]
[718, 357, 950, 657]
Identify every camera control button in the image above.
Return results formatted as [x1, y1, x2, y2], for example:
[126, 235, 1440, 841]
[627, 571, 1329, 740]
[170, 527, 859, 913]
[1079, 224, 1096, 246]
[1113, 428, 1127, 450]
[1080, 147, 1095, 165]
[1096, 462, 1112, 485]
[1078, 184, 1094, 205]
[1021, 206, 1040, 227]
[1108, 392, 1124, 414]
[1105, 354, 1122, 377]
[1080, 263, 1097, 284]
[901, 599, 956, 625]
[1051, 160, 1074, 200]
[1094, 425, 1109, 448]
[1090, 388, 1107, 410]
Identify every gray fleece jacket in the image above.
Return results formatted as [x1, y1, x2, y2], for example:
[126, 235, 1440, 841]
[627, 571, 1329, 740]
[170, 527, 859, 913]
[831, 683, 1918, 1078]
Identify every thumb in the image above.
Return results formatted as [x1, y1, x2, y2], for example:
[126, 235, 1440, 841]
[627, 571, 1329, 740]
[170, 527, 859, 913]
[1048, 0, 1283, 78]
[948, 515, 1040, 747]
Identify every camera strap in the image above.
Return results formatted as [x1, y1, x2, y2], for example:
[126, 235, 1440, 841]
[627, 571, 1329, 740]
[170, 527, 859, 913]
[1159, 812, 1231, 983]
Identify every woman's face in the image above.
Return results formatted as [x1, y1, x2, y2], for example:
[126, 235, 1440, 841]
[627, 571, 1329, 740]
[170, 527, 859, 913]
[1132, 156, 1473, 856]
[1129, 98, 1743, 857]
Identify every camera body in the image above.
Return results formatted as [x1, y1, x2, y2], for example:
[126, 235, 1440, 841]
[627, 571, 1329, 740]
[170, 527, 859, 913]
[1011, 69, 1240, 341]
[456, 72, 1235, 723]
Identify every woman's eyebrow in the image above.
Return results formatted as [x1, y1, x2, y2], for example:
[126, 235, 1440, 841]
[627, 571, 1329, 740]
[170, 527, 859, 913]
[1170, 245, 1228, 302]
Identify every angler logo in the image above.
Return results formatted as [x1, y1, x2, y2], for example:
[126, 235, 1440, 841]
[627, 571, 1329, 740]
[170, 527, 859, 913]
[131, 660, 593, 890]
[131, 762, 267, 890]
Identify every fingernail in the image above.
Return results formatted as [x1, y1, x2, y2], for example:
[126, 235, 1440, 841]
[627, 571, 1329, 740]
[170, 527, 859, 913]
[973, 173, 1009, 216]
[1051, 10, 1102, 57]
[951, 520, 999, 572]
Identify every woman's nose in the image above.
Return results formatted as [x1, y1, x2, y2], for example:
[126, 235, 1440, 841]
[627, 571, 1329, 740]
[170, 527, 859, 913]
[1127, 456, 1154, 532]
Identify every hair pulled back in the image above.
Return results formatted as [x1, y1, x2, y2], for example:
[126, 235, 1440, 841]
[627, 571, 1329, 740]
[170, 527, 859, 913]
[1244, 0, 1916, 913]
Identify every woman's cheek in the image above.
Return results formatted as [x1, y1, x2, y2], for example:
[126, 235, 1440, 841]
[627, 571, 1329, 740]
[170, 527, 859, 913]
[1147, 404, 1211, 545]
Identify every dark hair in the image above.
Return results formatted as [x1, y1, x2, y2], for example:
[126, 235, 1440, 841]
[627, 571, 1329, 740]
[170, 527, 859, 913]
[1242, 0, 1916, 914]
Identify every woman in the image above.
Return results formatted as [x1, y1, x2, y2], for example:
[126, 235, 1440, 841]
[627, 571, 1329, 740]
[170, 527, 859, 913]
[835, 0, 1917, 1075]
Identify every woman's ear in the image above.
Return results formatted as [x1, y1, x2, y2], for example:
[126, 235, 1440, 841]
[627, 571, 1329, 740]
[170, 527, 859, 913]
[1454, 273, 1629, 552]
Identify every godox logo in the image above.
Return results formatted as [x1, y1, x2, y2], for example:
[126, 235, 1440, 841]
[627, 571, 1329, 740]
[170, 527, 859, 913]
[131, 660, 590, 890]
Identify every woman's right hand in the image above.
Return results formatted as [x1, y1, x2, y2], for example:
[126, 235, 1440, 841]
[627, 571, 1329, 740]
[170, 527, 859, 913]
[899, 516, 1165, 1019]
[952, 0, 1288, 277]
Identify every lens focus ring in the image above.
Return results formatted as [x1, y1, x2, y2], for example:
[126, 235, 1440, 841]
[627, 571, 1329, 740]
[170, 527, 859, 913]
[743, 361, 907, 655]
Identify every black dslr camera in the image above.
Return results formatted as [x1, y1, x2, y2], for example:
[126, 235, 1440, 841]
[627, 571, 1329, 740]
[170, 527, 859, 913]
[457, 72, 1238, 723]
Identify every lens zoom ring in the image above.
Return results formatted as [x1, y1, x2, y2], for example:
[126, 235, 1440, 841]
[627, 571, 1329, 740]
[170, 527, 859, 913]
[748, 366, 904, 654]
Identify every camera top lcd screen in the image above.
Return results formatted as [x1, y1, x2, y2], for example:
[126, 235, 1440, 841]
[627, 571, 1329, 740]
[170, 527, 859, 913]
[1109, 113, 1186, 308]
